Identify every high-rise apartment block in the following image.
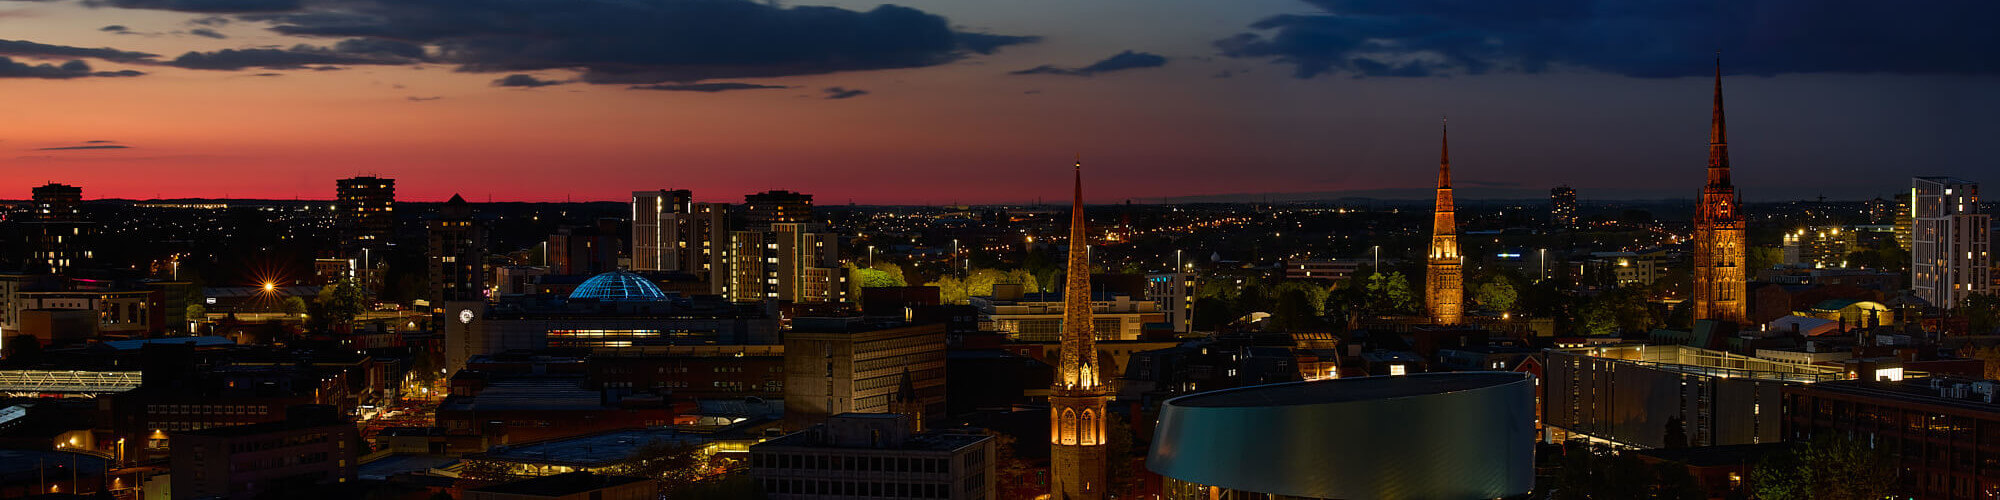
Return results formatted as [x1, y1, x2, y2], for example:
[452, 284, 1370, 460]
[730, 222, 845, 304]
[633, 189, 729, 295]
[1550, 185, 1577, 229]
[23, 183, 93, 274]
[745, 190, 813, 227]
[428, 195, 486, 304]
[335, 176, 395, 258]
[1912, 177, 1990, 308]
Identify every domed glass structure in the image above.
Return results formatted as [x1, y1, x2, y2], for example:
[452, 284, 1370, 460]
[568, 270, 668, 302]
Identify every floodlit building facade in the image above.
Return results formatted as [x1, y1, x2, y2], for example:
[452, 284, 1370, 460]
[1911, 177, 1990, 309]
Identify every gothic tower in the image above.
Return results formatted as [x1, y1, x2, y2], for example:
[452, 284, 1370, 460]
[1051, 159, 1110, 500]
[1426, 120, 1464, 325]
[1692, 60, 1747, 324]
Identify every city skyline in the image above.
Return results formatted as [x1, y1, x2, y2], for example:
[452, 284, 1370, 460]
[1, 0, 1996, 203]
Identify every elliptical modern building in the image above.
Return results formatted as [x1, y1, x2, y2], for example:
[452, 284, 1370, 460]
[1148, 373, 1535, 500]
[1911, 177, 1989, 309]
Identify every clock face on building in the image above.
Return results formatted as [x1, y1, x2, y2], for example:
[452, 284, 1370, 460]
[459, 309, 474, 324]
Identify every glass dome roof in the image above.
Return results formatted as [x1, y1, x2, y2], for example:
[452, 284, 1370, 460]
[568, 270, 668, 302]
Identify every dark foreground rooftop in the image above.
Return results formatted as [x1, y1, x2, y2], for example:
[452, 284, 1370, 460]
[1170, 372, 1524, 408]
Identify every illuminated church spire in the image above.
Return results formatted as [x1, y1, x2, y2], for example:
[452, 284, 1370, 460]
[1692, 57, 1747, 324]
[1426, 118, 1464, 325]
[1050, 157, 1109, 500]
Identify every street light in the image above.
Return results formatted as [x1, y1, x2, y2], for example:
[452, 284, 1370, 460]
[1373, 245, 1380, 273]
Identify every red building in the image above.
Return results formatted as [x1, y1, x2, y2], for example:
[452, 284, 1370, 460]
[1784, 378, 2000, 498]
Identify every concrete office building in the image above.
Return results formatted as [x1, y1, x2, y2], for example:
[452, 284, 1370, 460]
[169, 405, 360, 500]
[783, 318, 946, 430]
[751, 413, 996, 500]
[1911, 177, 1990, 309]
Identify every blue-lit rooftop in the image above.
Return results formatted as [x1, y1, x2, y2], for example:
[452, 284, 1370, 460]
[567, 270, 667, 302]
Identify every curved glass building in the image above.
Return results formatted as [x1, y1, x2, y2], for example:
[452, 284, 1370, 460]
[1148, 372, 1535, 499]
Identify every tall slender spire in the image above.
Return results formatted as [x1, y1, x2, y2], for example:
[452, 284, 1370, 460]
[1061, 156, 1096, 385]
[1706, 55, 1731, 188]
[1692, 56, 1747, 325]
[1051, 156, 1109, 500]
[1426, 119, 1463, 325]
[1439, 116, 1451, 189]
[1710, 55, 1726, 146]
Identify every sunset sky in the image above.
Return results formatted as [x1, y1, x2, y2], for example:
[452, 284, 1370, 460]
[1, 0, 1996, 204]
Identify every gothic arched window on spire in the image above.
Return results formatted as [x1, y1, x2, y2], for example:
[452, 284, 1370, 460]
[1059, 408, 1077, 445]
[1081, 410, 1097, 445]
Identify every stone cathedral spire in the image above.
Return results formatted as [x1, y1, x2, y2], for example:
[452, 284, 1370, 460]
[1692, 58, 1747, 324]
[1426, 118, 1464, 325]
[1050, 158, 1109, 500]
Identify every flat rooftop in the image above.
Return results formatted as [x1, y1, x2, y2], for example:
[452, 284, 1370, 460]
[758, 427, 990, 453]
[1169, 372, 1525, 408]
[469, 472, 649, 497]
[1800, 379, 2000, 414]
[440, 377, 602, 412]
[472, 422, 766, 467]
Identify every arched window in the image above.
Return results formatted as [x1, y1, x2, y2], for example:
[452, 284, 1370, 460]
[1059, 409, 1077, 445]
[1080, 410, 1097, 445]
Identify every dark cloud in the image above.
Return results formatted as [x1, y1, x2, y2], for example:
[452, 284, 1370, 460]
[492, 73, 563, 88]
[239, 0, 1032, 83]
[957, 33, 1041, 55]
[188, 28, 227, 39]
[1220, 0, 2000, 78]
[1012, 50, 1167, 76]
[189, 16, 229, 26]
[406, 96, 441, 101]
[100, 25, 130, 32]
[40, 145, 132, 150]
[0, 39, 157, 62]
[822, 87, 867, 99]
[83, 0, 300, 13]
[331, 37, 423, 59]
[629, 82, 786, 92]
[0, 57, 144, 78]
[163, 42, 416, 70]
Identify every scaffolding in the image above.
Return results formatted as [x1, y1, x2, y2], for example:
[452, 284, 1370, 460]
[0, 370, 142, 397]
